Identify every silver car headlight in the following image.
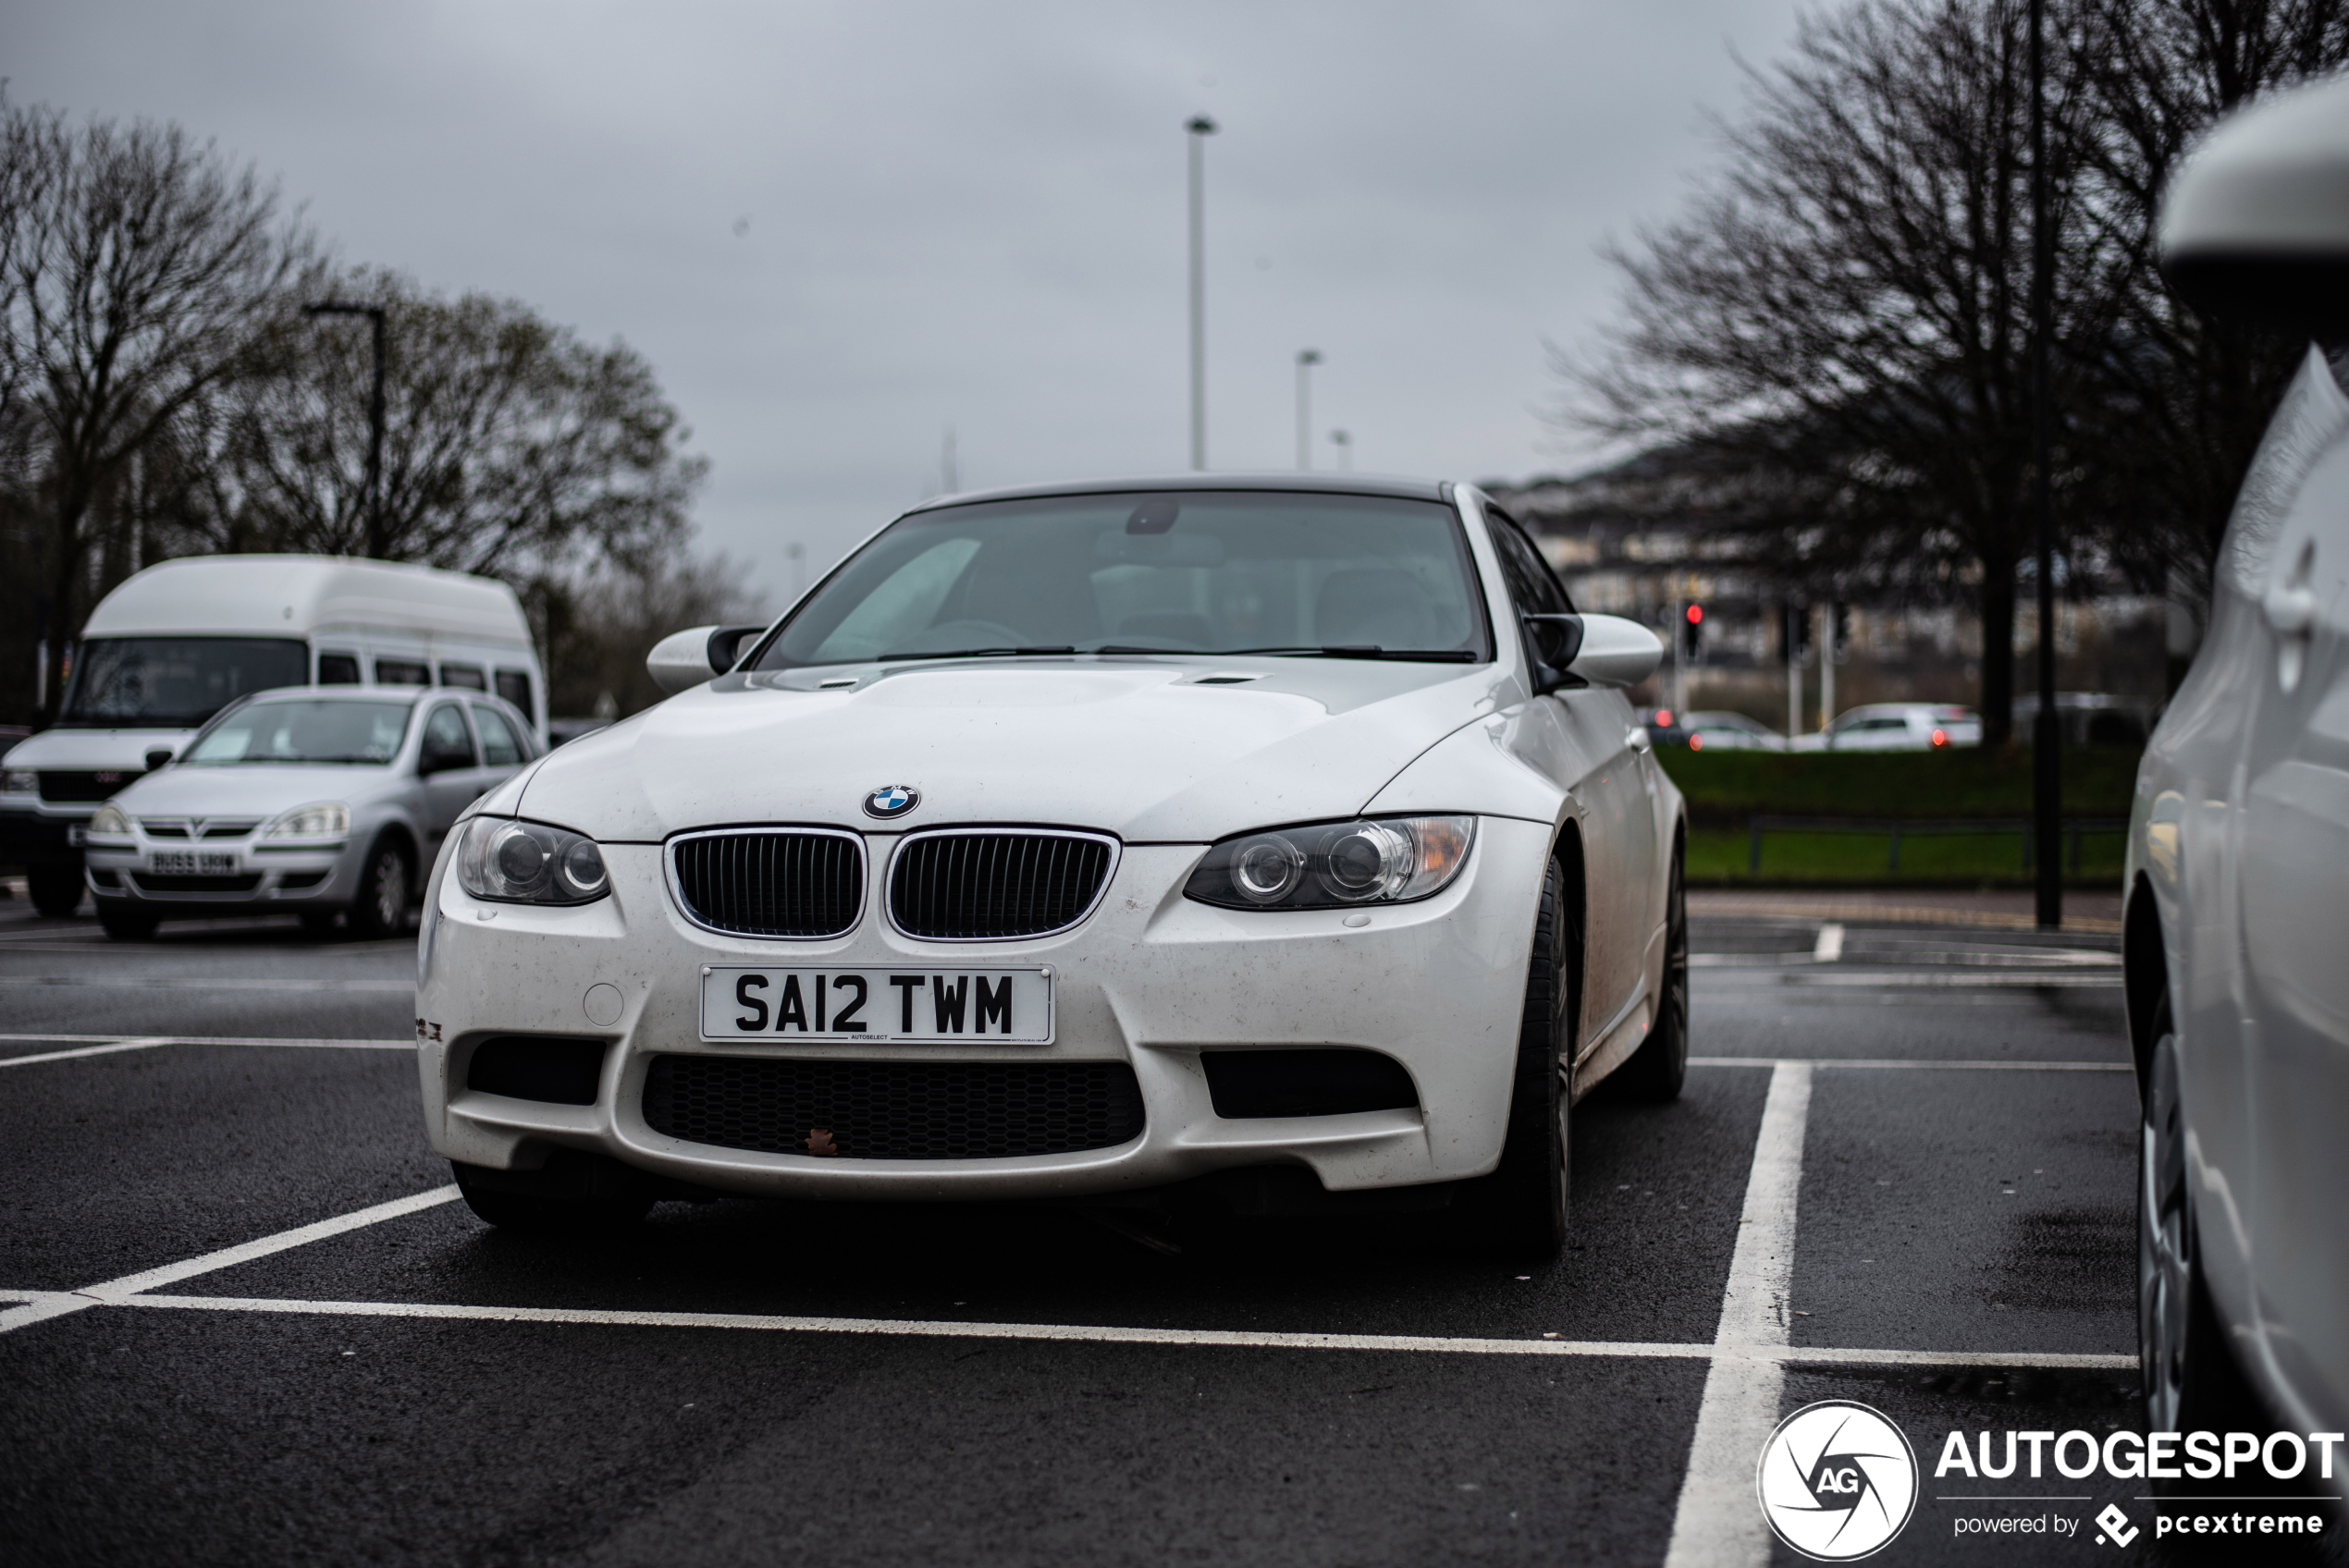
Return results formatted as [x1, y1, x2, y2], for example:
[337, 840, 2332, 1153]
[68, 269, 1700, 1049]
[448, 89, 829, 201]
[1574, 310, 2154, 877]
[263, 802, 351, 839]
[87, 802, 134, 839]
[1184, 815, 1476, 911]
[456, 815, 609, 905]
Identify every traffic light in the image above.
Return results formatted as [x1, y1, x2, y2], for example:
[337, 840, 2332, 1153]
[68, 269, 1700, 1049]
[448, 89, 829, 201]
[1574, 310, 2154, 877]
[1683, 602, 1703, 657]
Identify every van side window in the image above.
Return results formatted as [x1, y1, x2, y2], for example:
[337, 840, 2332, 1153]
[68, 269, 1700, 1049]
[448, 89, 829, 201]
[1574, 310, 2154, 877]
[317, 653, 362, 685]
[470, 704, 524, 766]
[376, 657, 431, 686]
[438, 663, 486, 691]
[494, 669, 533, 716]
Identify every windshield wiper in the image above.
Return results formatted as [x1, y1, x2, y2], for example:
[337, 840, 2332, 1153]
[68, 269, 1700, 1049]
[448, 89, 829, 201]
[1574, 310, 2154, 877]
[876, 645, 1077, 661]
[1219, 646, 1481, 663]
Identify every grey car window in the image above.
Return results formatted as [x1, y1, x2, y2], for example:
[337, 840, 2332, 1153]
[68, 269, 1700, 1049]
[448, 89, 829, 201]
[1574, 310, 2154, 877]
[424, 704, 477, 766]
[186, 699, 414, 765]
[470, 704, 523, 766]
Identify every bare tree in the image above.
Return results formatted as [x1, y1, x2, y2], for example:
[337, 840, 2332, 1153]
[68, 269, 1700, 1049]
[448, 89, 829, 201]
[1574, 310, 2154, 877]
[215, 268, 707, 580]
[0, 105, 315, 719]
[1564, 0, 2117, 743]
[533, 551, 768, 721]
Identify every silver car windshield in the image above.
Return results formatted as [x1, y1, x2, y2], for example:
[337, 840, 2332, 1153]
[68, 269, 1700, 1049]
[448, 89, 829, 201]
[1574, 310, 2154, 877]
[184, 700, 415, 766]
[751, 491, 1492, 668]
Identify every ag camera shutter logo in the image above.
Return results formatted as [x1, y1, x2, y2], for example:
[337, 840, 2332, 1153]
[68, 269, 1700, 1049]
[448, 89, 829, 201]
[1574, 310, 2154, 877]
[1756, 1400, 1919, 1561]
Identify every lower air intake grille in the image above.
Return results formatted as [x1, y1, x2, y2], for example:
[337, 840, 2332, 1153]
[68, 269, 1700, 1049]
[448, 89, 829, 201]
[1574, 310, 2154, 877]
[670, 830, 863, 937]
[129, 873, 263, 894]
[641, 1055, 1145, 1159]
[889, 831, 1115, 939]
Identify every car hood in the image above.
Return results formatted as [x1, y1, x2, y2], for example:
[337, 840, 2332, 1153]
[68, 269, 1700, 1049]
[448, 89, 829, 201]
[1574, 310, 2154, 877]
[5, 727, 201, 770]
[519, 658, 1513, 843]
[111, 764, 409, 818]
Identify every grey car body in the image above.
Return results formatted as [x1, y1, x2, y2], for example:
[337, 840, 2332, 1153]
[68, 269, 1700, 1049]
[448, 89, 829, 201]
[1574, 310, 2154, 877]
[83, 686, 536, 935]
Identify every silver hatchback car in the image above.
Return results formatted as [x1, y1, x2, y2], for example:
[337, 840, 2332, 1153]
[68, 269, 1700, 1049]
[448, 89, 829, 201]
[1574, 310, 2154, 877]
[81, 685, 537, 939]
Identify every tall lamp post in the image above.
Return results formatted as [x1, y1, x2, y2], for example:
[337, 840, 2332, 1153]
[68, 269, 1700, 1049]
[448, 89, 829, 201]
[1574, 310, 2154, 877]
[1187, 116, 1217, 470]
[1295, 349, 1322, 470]
[305, 300, 388, 558]
[2028, 0, 2061, 928]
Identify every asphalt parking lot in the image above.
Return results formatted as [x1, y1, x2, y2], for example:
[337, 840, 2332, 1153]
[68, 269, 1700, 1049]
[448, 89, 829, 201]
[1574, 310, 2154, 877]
[1, 887, 2313, 1566]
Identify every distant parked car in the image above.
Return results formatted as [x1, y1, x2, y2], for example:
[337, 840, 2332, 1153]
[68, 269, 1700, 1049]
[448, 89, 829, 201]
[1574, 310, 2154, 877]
[1799, 703, 1979, 752]
[1679, 711, 1787, 752]
[2014, 692, 2157, 748]
[1638, 707, 1691, 747]
[80, 685, 538, 939]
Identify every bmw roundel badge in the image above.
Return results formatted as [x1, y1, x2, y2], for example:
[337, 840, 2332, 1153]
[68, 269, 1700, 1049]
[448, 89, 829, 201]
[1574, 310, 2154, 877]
[864, 784, 919, 819]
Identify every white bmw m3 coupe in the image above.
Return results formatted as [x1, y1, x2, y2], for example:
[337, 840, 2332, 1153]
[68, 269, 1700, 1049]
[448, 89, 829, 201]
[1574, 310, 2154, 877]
[415, 476, 1687, 1255]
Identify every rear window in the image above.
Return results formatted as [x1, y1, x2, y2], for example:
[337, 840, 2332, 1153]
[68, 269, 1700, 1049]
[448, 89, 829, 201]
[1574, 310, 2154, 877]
[59, 638, 310, 728]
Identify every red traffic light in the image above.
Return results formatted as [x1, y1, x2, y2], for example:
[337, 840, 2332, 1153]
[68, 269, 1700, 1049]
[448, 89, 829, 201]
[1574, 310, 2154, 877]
[1685, 604, 1704, 624]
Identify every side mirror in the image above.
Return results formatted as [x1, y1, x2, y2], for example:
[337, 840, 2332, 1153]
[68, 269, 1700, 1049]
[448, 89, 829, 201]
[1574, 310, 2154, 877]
[646, 624, 768, 694]
[1523, 612, 1662, 692]
[2160, 72, 2349, 334]
[143, 747, 175, 771]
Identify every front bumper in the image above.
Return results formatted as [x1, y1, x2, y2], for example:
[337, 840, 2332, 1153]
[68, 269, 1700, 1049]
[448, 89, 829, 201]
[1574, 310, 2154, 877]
[416, 817, 1551, 1201]
[82, 837, 361, 910]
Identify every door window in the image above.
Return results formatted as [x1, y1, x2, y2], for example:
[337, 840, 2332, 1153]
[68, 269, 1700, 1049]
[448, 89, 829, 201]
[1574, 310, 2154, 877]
[1483, 509, 1575, 617]
[437, 663, 487, 691]
[470, 704, 524, 766]
[421, 704, 477, 770]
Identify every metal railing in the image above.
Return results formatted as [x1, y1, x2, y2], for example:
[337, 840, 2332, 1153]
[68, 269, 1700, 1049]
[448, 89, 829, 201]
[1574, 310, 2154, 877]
[1744, 815, 2132, 875]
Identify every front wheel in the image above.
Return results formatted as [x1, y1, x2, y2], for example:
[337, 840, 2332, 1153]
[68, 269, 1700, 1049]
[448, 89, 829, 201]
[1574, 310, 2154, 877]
[28, 859, 84, 917]
[346, 837, 412, 939]
[1466, 858, 1575, 1257]
[1615, 839, 1689, 1101]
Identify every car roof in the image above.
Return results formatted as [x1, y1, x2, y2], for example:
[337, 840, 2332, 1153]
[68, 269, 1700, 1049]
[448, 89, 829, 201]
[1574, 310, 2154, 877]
[83, 555, 533, 644]
[900, 472, 1451, 515]
[239, 685, 429, 705]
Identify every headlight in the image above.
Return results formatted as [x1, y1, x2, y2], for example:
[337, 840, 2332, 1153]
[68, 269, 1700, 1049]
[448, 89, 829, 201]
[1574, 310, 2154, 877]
[88, 803, 133, 837]
[263, 802, 350, 839]
[3, 769, 34, 794]
[455, 815, 609, 905]
[1184, 815, 1476, 911]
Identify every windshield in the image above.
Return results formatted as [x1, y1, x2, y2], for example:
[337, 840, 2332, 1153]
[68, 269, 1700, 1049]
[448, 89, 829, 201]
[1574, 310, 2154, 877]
[751, 491, 1491, 668]
[60, 637, 310, 728]
[184, 700, 415, 766]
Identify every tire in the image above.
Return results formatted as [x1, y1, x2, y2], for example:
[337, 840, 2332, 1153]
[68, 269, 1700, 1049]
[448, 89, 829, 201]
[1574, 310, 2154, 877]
[97, 902, 161, 940]
[346, 837, 412, 939]
[2139, 1000, 2262, 1442]
[1615, 837, 1689, 1101]
[1467, 857, 1577, 1257]
[451, 1160, 653, 1231]
[28, 858, 84, 917]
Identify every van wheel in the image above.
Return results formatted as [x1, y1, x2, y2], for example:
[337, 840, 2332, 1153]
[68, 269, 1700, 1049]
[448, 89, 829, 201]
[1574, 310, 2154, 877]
[1466, 858, 1575, 1258]
[28, 859, 84, 917]
[97, 902, 160, 940]
[1615, 842, 1689, 1101]
[347, 839, 412, 939]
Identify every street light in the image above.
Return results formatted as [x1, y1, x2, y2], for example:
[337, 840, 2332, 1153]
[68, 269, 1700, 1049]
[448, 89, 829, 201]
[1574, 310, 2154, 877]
[1295, 349, 1322, 470]
[2028, 0, 2061, 929]
[304, 300, 387, 559]
[1329, 429, 1352, 472]
[1187, 116, 1217, 471]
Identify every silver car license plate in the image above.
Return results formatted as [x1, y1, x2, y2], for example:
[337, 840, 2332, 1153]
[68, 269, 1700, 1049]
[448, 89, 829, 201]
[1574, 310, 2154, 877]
[151, 851, 238, 875]
[699, 966, 1053, 1044]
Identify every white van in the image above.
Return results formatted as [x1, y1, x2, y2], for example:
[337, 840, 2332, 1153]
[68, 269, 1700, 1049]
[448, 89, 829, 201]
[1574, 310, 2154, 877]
[1, 556, 545, 916]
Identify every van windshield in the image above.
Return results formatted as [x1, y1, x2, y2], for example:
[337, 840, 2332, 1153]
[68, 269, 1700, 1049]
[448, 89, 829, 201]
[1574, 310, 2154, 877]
[185, 700, 415, 766]
[59, 638, 310, 728]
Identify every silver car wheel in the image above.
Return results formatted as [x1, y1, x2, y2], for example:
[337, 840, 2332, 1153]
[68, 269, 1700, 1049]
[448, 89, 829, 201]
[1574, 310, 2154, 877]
[2139, 1021, 2190, 1434]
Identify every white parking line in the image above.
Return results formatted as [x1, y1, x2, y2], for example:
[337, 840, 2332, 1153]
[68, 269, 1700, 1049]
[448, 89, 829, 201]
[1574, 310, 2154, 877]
[0, 976, 413, 992]
[1664, 1060, 1814, 1568]
[0, 1033, 410, 1053]
[0, 1037, 175, 1068]
[1812, 922, 1844, 962]
[0, 1186, 460, 1336]
[78, 1293, 2123, 1369]
[1688, 1056, 2131, 1072]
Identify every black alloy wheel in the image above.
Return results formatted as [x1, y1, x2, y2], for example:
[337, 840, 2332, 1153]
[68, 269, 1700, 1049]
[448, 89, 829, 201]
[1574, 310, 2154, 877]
[347, 837, 412, 939]
[2138, 994, 2261, 1444]
[96, 902, 160, 940]
[1616, 838, 1689, 1101]
[27, 858, 84, 917]
[1470, 857, 1577, 1256]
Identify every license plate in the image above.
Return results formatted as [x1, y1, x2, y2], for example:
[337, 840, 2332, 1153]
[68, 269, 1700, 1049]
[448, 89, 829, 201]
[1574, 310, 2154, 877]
[151, 851, 238, 875]
[699, 967, 1053, 1044]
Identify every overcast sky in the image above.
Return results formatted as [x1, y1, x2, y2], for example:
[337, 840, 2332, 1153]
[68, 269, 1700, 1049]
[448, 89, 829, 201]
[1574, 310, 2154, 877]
[5, 0, 1805, 603]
